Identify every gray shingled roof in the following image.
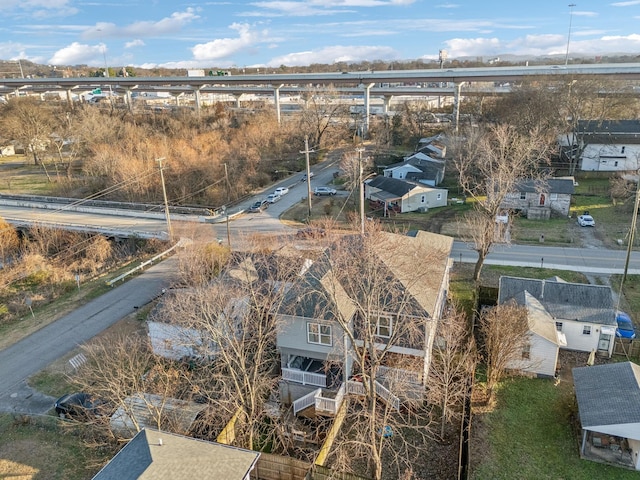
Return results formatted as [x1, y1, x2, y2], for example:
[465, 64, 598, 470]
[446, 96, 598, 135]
[578, 120, 640, 135]
[367, 176, 421, 197]
[514, 178, 575, 195]
[498, 276, 616, 326]
[93, 428, 260, 480]
[573, 362, 640, 429]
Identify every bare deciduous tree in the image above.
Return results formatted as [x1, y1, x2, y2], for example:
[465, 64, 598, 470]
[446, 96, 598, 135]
[0, 97, 54, 166]
[477, 302, 529, 399]
[451, 123, 551, 281]
[428, 305, 476, 440]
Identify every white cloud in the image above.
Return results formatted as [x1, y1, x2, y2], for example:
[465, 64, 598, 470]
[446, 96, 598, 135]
[82, 9, 199, 39]
[611, 1, 640, 6]
[266, 44, 400, 67]
[48, 42, 105, 66]
[191, 23, 267, 61]
[125, 39, 145, 49]
[245, 0, 414, 17]
[0, 0, 77, 18]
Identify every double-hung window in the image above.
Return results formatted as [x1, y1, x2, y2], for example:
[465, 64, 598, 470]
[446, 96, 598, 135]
[374, 314, 393, 338]
[307, 322, 332, 346]
[582, 325, 591, 335]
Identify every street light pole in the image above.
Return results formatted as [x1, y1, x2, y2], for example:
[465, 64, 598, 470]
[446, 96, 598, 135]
[565, 4, 576, 66]
[357, 147, 366, 235]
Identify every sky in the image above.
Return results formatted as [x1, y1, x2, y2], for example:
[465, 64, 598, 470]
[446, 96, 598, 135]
[2, 1, 640, 70]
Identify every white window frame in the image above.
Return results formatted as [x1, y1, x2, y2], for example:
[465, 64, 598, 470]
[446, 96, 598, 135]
[582, 325, 592, 335]
[522, 343, 531, 360]
[421, 194, 426, 203]
[520, 191, 526, 200]
[307, 322, 332, 346]
[550, 193, 558, 201]
[555, 322, 563, 332]
[436, 193, 442, 200]
[374, 314, 393, 338]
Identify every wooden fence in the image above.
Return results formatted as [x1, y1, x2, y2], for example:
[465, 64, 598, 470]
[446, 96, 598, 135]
[253, 452, 311, 480]
[309, 465, 372, 480]
[612, 338, 640, 358]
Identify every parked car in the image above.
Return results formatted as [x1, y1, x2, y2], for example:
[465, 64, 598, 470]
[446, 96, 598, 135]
[616, 311, 636, 339]
[274, 187, 289, 196]
[296, 228, 326, 239]
[266, 193, 281, 203]
[302, 172, 315, 181]
[577, 214, 595, 227]
[248, 200, 269, 212]
[54, 392, 106, 419]
[314, 186, 337, 196]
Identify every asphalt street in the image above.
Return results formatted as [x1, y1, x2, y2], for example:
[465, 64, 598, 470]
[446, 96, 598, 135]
[0, 257, 176, 415]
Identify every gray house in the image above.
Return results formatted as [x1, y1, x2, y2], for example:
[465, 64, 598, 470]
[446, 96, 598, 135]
[275, 231, 453, 417]
[365, 176, 448, 215]
[573, 362, 640, 471]
[500, 177, 575, 219]
[92, 428, 260, 480]
[499, 276, 617, 358]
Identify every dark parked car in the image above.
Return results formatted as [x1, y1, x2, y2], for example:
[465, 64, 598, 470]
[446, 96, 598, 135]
[247, 200, 269, 213]
[54, 392, 106, 419]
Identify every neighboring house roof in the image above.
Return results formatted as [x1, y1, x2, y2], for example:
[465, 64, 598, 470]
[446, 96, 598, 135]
[577, 120, 640, 135]
[572, 362, 640, 438]
[522, 292, 563, 346]
[405, 163, 443, 183]
[110, 393, 207, 437]
[93, 427, 260, 480]
[498, 276, 616, 326]
[385, 152, 444, 170]
[367, 176, 425, 198]
[512, 178, 575, 195]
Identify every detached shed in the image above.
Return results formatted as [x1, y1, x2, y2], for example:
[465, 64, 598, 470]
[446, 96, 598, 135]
[110, 393, 207, 438]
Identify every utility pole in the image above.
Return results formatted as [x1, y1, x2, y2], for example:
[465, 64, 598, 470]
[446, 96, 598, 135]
[224, 163, 231, 248]
[301, 136, 314, 219]
[156, 157, 173, 241]
[619, 172, 640, 302]
[357, 147, 366, 235]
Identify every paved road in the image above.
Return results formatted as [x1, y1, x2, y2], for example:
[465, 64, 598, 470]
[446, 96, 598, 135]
[0, 257, 176, 415]
[451, 241, 640, 275]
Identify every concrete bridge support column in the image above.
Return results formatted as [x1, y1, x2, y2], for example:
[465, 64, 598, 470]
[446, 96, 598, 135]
[383, 95, 393, 114]
[194, 88, 202, 115]
[66, 89, 74, 108]
[362, 83, 374, 138]
[453, 82, 463, 133]
[232, 94, 242, 109]
[274, 85, 283, 124]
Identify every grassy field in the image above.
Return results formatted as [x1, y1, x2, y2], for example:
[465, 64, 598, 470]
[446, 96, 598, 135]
[471, 377, 639, 480]
[0, 415, 113, 480]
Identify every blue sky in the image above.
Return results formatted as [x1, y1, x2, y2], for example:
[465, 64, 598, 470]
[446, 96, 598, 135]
[2, 1, 640, 70]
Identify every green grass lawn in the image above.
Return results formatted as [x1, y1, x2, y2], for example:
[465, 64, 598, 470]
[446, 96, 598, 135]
[471, 377, 639, 480]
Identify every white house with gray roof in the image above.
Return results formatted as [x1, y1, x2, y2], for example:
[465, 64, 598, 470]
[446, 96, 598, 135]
[365, 176, 447, 214]
[500, 177, 575, 219]
[498, 277, 617, 358]
[383, 152, 445, 187]
[573, 362, 640, 471]
[504, 292, 566, 377]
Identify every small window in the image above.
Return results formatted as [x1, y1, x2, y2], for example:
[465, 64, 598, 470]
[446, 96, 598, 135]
[550, 193, 558, 201]
[436, 193, 442, 200]
[520, 192, 526, 200]
[421, 195, 426, 203]
[522, 343, 531, 360]
[374, 315, 393, 338]
[582, 325, 591, 335]
[555, 322, 563, 332]
[622, 146, 626, 154]
[398, 172, 404, 179]
[614, 161, 619, 167]
[307, 322, 332, 346]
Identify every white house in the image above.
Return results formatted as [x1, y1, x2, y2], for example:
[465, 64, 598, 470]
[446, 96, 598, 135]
[573, 362, 640, 471]
[505, 292, 566, 377]
[365, 176, 448, 214]
[498, 276, 617, 358]
[559, 120, 640, 172]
